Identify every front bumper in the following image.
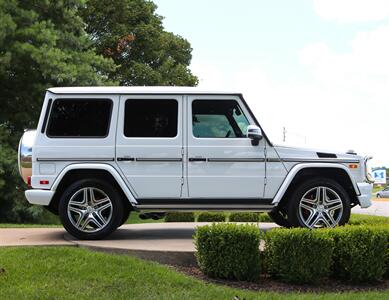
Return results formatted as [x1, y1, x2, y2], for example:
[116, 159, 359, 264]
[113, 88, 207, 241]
[357, 182, 373, 208]
[25, 189, 54, 206]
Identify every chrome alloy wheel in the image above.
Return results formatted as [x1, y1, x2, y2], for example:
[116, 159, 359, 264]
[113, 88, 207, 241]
[67, 187, 113, 233]
[298, 186, 343, 228]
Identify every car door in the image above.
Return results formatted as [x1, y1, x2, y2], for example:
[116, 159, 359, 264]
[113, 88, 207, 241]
[116, 95, 183, 199]
[186, 95, 266, 202]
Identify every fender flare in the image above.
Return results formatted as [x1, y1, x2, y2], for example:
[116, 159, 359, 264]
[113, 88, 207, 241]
[272, 163, 360, 205]
[51, 163, 138, 205]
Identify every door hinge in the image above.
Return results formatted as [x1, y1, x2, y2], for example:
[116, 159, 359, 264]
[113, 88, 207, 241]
[181, 177, 184, 185]
[181, 148, 185, 156]
[264, 177, 267, 185]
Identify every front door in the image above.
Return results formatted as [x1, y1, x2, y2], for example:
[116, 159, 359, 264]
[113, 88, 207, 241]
[116, 95, 183, 199]
[187, 95, 266, 200]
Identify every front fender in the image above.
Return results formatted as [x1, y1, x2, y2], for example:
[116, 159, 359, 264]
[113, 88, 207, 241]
[51, 163, 137, 205]
[272, 163, 360, 205]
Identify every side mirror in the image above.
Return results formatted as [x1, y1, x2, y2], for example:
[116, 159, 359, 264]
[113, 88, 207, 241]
[246, 125, 263, 146]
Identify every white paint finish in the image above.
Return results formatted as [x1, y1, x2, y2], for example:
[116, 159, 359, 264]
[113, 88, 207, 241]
[51, 163, 137, 205]
[25, 190, 54, 205]
[39, 163, 56, 175]
[34, 93, 118, 162]
[264, 146, 288, 198]
[116, 95, 184, 198]
[271, 162, 361, 205]
[187, 95, 266, 198]
[356, 182, 373, 208]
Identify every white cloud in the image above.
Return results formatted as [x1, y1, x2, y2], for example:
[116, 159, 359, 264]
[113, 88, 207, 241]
[191, 25, 389, 166]
[314, 0, 389, 23]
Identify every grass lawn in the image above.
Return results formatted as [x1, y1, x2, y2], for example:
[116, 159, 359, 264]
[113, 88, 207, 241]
[0, 247, 387, 300]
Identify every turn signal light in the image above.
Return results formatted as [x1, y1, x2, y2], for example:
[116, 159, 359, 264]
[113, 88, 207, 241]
[348, 164, 358, 169]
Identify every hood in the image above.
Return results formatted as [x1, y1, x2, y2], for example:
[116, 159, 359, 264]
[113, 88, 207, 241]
[273, 144, 363, 161]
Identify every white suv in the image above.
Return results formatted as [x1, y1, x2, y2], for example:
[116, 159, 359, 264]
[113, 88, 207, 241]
[18, 87, 374, 239]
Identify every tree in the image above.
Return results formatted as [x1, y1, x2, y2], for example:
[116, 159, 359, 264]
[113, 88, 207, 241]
[0, 0, 115, 222]
[81, 0, 198, 86]
[0, 0, 116, 140]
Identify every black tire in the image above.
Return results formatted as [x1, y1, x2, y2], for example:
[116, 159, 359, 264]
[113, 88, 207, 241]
[287, 178, 351, 228]
[59, 178, 124, 240]
[118, 206, 131, 227]
[268, 208, 292, 228]
[377, 194, 381, 198]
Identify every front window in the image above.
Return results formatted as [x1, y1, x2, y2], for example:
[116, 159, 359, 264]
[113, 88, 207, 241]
[192, 100, 249, 138]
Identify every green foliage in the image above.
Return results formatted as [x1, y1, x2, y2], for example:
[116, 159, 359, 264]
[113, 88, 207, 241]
[80, 0, 198, 86]
[197, 212, 226, 222]
[264, 228, 334, 284]
[194, 223, 261, 281]
[348, 214, 389, 226]
[229, 212, 260, 222]
[164, 212, 195, 222]
[329, 226, 387, 283]
[260, 213, 273, 222]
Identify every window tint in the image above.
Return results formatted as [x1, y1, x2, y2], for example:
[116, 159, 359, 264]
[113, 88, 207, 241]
[47, 99, 112, 137]
[192, 100, 249, 138]
[124, 99, 178, 138]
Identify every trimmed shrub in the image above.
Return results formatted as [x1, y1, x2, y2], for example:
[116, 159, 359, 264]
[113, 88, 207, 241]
[329, 226, 387, 283]
[259, 213, 272, 222]
[194, 223, 261, 281]
[264, 228, 334, 284]
[164, 212, 195, 222]
[348, 214, 389, 226]
[197, 212, 226, 222]
[229, 212, 260, 222]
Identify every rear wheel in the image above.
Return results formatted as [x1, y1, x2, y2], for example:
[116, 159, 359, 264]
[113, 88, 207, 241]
[59, 179, 123, 240]
[287, 178, 351, 228]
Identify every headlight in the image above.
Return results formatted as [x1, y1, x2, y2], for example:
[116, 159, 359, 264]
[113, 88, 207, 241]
[364, 156, 374, 183]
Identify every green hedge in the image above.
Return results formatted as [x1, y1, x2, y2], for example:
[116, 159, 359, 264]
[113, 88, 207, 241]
[329, 226, 388, 283]
[259, 213, 273, 222]
[348, 214, 389, 226]
[229, 212, 260, 222]
[164, 212, 195, 222]
[194, 223, 261, 281]
[264, 228, 334, 284]
[197, 212, 226, 222]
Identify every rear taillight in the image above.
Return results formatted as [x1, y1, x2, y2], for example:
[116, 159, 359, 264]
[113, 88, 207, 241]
[27, 176, 31, 187]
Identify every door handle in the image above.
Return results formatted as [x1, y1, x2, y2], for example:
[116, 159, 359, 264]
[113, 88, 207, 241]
[189, 157, 207, 162]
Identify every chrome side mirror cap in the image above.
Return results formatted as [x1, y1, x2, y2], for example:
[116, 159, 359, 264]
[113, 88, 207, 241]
[246, 125, 263, 146]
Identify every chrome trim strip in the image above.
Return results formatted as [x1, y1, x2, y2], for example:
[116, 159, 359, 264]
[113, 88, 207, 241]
[208, 158, 265, 162]
[267, 158, 360, 164]
[36, 158, 115, 162]
[135, 158, 182, 162]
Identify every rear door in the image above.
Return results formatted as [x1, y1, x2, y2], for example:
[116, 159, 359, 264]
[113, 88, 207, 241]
[186, 95, 266, 200]
[116, 95, 183, 199]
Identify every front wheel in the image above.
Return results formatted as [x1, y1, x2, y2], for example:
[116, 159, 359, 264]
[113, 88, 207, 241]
[59, 179, 124, 240]
[287, 178, 351, 228]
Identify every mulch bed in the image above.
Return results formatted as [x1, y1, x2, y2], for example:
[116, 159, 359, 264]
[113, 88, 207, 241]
[173, 265, 389, 293]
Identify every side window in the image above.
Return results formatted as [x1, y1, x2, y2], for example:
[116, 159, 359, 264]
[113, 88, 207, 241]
[47, 99, 112, 137]
[192, 100, 249, 138]
[124, 99, 178, 138]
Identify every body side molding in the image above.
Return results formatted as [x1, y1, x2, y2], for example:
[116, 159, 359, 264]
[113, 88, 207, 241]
[272, 163, 360, 205]
[50, 163, 137, 205]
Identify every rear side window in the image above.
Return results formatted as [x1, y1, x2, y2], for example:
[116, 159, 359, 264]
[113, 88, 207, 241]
[47, 99, 112, 137]
[124, 99, 178, 138]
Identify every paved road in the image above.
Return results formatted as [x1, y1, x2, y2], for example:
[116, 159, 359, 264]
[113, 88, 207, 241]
[352, 199, 389, 217]
[0, 222, 278, 265]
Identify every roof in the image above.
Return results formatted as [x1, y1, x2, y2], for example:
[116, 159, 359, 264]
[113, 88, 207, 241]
[47, 86, 241, 95]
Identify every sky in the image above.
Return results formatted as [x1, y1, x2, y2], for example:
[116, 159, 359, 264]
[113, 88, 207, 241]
[154, 0, 389, 167]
